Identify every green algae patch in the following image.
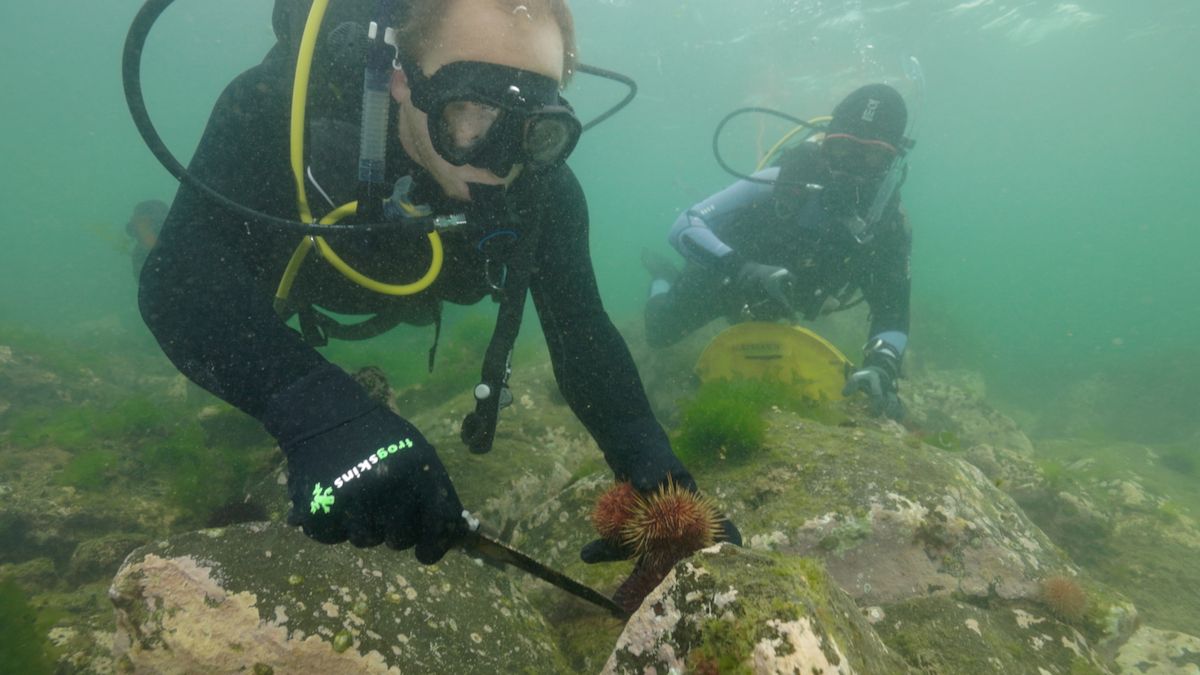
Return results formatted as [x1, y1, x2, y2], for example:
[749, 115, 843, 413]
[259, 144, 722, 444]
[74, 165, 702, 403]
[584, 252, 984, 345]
[673, 378, 849, 468]
[8, 386, 277, 527]
[56, 448, 121, 490]
[0, 578, 55, 674]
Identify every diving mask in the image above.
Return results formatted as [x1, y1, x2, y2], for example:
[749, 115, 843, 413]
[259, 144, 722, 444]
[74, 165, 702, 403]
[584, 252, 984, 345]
[408, 60, 582, 177]
[823, 134, 898, 178]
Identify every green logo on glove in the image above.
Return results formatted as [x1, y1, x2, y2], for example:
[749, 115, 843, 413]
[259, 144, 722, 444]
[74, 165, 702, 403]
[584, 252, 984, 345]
[306, 438, 414, 516]
[310, 483, 335, 514]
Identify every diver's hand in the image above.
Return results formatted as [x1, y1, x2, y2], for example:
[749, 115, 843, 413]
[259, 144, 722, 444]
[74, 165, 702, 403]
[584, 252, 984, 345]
[842, 340, 905, 421]
[283, 406, 465, 563]
[736, 262, 795, 320]
[842, 366, 905, 420]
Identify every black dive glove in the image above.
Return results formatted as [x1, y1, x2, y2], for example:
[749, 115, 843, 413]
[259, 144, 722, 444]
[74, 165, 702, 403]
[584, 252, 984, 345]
[579, 446, 742, 564]
[267, 367, 465, 563]
[734, 261, 795, 320]
[842, 339, 906, 421]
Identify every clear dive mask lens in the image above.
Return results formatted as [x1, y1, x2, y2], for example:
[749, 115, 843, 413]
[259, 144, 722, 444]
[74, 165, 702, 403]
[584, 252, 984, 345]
[438, 100, 502, 157]
[410, 61, 582, 175]
[522, 108, 582, 167]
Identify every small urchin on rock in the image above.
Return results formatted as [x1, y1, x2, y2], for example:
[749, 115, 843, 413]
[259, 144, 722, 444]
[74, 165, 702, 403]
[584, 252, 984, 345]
[1040, 574, 1088, 623]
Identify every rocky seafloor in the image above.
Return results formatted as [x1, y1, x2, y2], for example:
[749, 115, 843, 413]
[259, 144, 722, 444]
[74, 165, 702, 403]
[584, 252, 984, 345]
[2, 323, 1199, 674]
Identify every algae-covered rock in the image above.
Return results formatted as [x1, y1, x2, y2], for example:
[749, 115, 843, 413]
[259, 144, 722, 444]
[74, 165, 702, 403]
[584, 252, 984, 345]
[873, 595, 1114, 674]
[110, 522, 568, 673]
[513, 407, 1139, 672]
[602, 544, 910, 674]
[731, 412, 1074, 607]
[904, 370, 1035, 456]
[504, 473, 637, 670]
[1114, 625, 1200, 674]
[0, 556, 58, 592]
[1018, 438, 1200, 636]
[68, 532, 151, 583]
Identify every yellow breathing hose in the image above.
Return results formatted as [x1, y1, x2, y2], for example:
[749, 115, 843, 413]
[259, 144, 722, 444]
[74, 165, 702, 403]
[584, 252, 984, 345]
[275, 0, 442, 309]
[756, 115, 833, 172]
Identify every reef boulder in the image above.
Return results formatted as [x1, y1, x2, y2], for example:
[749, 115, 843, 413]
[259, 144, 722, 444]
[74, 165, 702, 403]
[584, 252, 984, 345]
[514, 405, 1134, 673]
[109, 521, 568, 674]
[602, 544, 910, 674]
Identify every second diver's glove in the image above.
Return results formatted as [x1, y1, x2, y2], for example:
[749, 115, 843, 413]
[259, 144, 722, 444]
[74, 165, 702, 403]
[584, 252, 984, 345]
[734, 261, 795, 320]
[579, 441, 742, 564]
[842, 339, 906, 421]
[267, 368, 465, 563]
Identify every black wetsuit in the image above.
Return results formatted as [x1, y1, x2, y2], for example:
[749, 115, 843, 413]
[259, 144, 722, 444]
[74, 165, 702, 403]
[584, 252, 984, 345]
[644, 143, 912, 356]
[139, 47, 669, 480]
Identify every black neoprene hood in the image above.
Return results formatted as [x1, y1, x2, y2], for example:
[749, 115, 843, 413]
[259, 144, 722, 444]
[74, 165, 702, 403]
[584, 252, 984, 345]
[828, 84, 908, 147]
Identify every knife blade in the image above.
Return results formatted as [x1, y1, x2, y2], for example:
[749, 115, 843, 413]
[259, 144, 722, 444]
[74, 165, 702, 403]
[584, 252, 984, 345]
[457, 514, 628, 619]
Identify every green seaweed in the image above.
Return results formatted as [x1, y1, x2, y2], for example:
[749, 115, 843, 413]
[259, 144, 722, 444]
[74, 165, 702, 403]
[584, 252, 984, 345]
[1037, 459, 1070, 491]
[7, 396, 174, 450]
[139, 424, 271, 521]
[9, 384, 274, 521]
[6, 405, 97, 449]
[56, 448, 121, 490]
[672, 379, 775, 465]
[0, 578, 54, 674]
[673, 378, 843, 466]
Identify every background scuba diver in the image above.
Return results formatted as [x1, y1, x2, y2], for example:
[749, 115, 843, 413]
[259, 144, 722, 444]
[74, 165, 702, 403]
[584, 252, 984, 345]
[643, 84, 913, 421]
[137, 0, 740, 565]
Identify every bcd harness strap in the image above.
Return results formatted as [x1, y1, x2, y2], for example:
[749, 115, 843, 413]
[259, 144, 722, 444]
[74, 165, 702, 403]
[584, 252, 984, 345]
[286, 182, 541, 456]
[460, 197, 541, 455]
[296, 303, 414, 345]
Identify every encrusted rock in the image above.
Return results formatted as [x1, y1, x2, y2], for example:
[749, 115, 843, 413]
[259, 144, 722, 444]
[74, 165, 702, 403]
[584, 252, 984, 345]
[734, 414, 1074, 606]
[905, 371, 1035, 456]
[514, 405, 1141, 671]
[110, 522, 568, 673]
[874, 595, 1115, 674]
[602, 544, 909, 674]
[1115, 625, 1200, 674]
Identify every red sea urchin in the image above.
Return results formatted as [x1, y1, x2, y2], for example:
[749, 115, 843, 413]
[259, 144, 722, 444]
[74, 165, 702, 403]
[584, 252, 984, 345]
[593, 478, 726, 613]
[591, 481, 639, 542]
[620, 477, 722, 562]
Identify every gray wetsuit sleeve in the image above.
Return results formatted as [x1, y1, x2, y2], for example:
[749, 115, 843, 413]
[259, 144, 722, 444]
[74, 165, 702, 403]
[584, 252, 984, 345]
[668, 167, 779, 266]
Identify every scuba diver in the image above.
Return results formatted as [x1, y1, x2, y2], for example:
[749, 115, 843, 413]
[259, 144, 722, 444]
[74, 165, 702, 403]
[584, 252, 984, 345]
[643, 84, 914, 421]
[126, 199, 167, 278]
[132, 0, 740, 565]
